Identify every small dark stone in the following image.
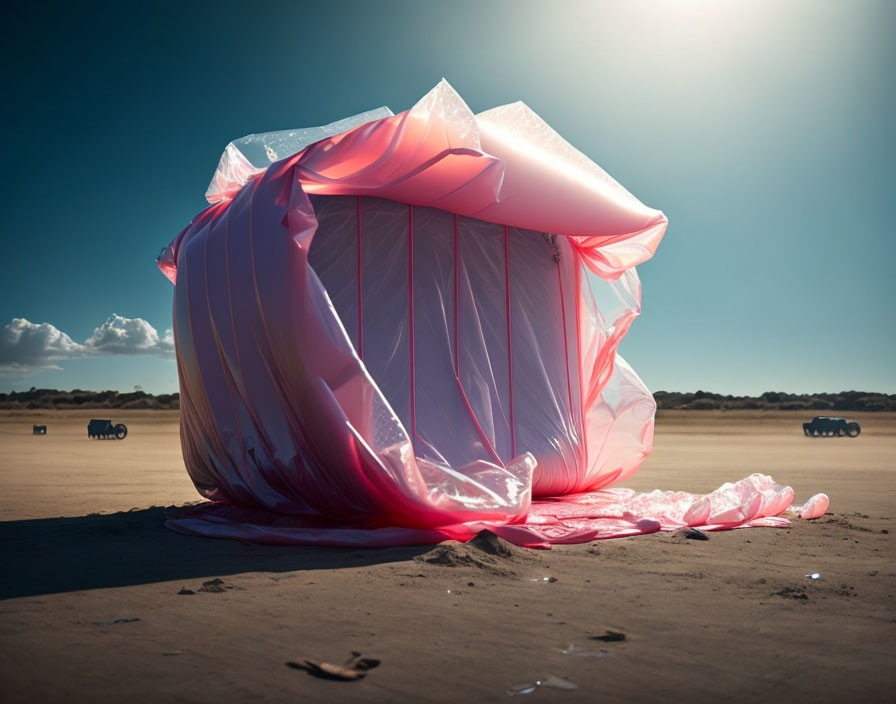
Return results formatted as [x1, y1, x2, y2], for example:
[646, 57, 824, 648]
[178, 588, 195, 595]
[680, 527, 710, 541]
[198, 578, 228, 593]
[590, 630, 626, 642]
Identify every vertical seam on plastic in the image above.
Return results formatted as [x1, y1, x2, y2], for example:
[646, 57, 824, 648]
[408, 204, 417, 442]
[574, 257, 585, 476]
[453, 214, 504, 466]
[453, 213, 459, 376]
[557, 261, 575, 422]
[215, 212, 249, 488]
[504, 225, 517, 458]
[246, 177, 289, 460]
[356, 196, 364, 360]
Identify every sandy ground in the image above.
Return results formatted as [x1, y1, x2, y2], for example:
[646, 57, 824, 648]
[0, 410, 893, 703]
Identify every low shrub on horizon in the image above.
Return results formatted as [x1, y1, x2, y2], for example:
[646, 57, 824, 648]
[1, 388, 893, 412]
[653, 390, 896, 412]
[0, 388, 180, 410]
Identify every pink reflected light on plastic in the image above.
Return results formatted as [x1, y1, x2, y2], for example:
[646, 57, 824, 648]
[158, 80, 827, 547]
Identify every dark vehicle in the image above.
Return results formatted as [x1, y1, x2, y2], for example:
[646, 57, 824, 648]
[803, 416, 861, 438]
[32, 425, 47, 435]
[87, 419, 128, 439]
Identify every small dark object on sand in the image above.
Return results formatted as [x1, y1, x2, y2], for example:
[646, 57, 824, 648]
[198, 578, 227, 593]
[679, 527, 709, 541]
[287, 653, 380, 681]
[347, 655, 380, 672]
[590, 630, 626, 642]
[94, 617, 140, 626]
[32, 425, 47, 435]
[178, 588, 195, 595]
[773, 586, 809, 600]
[287, 660, 364, 681]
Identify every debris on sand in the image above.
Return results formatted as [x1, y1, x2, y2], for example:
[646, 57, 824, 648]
[197, 578, 236, 593]
[287, 653, 380, 681]
[178, 588, 195, 595]
[93, 617, 140, 626]
[415, 530, 530, 576]
[589, 630, 626, 642]
[837, 584, 857, 597]
[772, 586, 808, 600]
[508, 675, 578, 695]
[558, 643, 610, 657]
[677, 527, 710, 541]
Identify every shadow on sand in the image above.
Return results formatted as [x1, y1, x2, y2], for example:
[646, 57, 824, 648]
[0, 508, 429, 599]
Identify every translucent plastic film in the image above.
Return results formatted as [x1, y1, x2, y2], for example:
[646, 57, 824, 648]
[159, 80, 825, 547]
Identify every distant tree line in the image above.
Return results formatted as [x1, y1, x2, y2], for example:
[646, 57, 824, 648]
[0, 388, 180, 410]
[653, 390, 896, 412]
[1, 388, 893, 412]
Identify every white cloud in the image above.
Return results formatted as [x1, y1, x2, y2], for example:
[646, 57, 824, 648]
[85, 315, 174, 356]
[0, 318, 86, 373]
[0, 315, 173, 375]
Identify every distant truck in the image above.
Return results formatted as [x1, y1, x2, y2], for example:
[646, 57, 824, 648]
[87, 419, 128, 439]
[803, 416, 861, 438]
[32, 425, 47, 435]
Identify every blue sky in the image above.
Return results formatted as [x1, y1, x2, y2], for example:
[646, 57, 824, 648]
[1, 0, 893, 395]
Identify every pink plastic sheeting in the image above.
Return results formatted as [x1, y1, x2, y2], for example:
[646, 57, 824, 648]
[793, 493, 830, 520]
[159, 80, 825, 547]
[167, 474, 808, 549]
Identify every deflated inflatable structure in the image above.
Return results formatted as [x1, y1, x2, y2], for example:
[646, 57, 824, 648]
[159, 81, 828, 547]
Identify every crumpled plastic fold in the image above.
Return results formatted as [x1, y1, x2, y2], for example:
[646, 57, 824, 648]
[159, 80, 826, 547]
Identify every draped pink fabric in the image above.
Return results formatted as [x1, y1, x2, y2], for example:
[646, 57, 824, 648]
[159, 80, 826, 547]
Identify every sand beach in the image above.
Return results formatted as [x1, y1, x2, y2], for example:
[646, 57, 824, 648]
[1, 410, 893, 703]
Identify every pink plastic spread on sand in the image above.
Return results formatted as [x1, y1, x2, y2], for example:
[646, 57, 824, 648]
[159, 81, 826, 547]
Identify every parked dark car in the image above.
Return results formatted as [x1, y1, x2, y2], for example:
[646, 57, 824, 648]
[803, 416, 861, 438]
[32, 425, 47, 435]
[87, 419, 128, 439]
